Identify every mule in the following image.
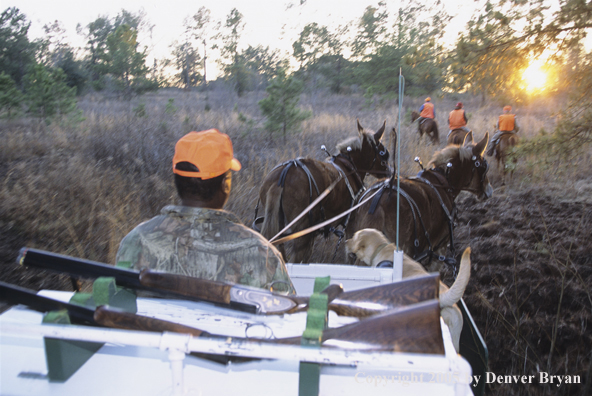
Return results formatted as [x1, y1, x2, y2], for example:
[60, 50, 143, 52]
[491, 132, 519, 185]
[256, 120, 391, 263]
[347, 132, 493, 270]
[411, 111, 439, 144]
[447, 128, 470, 145]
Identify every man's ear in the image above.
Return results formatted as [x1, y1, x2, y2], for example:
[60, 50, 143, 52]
[222, 172, 232, 195]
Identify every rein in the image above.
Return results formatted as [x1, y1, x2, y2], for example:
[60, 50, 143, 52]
[271, 187, 382, 246]
[269, 174, 343, 243]
[268, 153, 367, 248]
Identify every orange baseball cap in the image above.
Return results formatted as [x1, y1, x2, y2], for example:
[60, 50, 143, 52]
[503, 105, 512, 111]
[173, 129, 241, 179]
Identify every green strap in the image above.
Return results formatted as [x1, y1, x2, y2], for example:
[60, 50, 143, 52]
[299, 276, 330, 396]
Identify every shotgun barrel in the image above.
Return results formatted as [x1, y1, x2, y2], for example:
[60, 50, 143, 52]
[18, 247, 439, 317]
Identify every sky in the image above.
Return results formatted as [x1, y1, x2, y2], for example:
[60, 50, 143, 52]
[7, 0, 477, 78]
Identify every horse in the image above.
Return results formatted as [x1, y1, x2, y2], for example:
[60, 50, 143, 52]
[447, 128, 470, 145]
[491, 131, 519, 185]
[256, 120, 391, 263]
[411, 111, 439, 144]
[346, 132, 493, 271]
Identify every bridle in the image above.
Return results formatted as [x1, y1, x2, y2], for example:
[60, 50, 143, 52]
[443, 154, 489, 195]
[425, 153, 489, 197]
[345, 138, 390, 177]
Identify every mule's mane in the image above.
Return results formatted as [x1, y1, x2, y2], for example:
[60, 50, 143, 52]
[335, 131, 374, 153]
[427, 145, 473, 168]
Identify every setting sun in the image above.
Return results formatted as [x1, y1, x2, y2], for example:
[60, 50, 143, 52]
[522, 60, 548, 92]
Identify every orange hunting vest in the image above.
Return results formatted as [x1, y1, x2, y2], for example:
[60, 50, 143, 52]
[449, 109, 466, 129]
[498, 114, 516, 131]
[420, 102, 435, 118]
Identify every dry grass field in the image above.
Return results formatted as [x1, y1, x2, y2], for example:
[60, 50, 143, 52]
[0, 88, 590, 395]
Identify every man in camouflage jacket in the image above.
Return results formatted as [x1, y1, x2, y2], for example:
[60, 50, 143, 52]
[116, 129, 295, 294]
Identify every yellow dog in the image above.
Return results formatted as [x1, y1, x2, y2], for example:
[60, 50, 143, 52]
[345, 228, 471, 352]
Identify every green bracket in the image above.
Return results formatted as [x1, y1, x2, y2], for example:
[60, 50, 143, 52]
[43, 310, 103, 382]
[75, 276, 138, 313]
[299, 276, 330, 396]
[43, 276, 138, 382]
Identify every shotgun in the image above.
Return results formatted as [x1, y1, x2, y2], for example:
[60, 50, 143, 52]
[0, 281, 444, 355]
[17, 247, 440, 317]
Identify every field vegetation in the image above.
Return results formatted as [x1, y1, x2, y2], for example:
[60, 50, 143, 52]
[1, 1, 592, 395]
[1, 88, 591, 396]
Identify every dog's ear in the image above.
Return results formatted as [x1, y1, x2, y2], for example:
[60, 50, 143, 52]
[352, 235, 364, 252]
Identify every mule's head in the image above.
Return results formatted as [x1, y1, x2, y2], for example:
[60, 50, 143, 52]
[428, 132, 493, 200]
[352, 119, 391, 178]
[411, 111, 420, 122]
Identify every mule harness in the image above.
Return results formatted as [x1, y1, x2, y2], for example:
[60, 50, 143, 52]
[411, 169, 458, 274]
[253, 154, 365, 253]
[363, 168, 458, 274]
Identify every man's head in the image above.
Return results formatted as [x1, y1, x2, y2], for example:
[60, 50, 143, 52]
[425, 97, 431, 102]
[172, 129, 241, 208]
[456, 102, 463, 109]
[503, 105, 512, 113]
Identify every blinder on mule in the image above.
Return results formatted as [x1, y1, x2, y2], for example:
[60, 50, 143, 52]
[444, 155, 489, 186]
[371, 140, 390, 171]
[471, 155, 489, 184]
[377, 141, 389, 167]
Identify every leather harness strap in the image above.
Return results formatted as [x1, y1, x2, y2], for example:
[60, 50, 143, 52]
[364, 169, 458, 271]
[277, 158, 324, 228]
[363, 180, 432, 259]
[411, 170, 458, 271]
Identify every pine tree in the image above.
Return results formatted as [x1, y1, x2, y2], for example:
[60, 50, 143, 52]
[258, 69, 310, 142]
[0, 72, 23, 118]
[23, 64, 78, 123]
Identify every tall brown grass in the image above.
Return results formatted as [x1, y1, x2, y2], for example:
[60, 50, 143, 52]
[0, 88, 572, 266]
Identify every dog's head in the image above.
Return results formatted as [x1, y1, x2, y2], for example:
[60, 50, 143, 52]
[345, 228, 391, 266]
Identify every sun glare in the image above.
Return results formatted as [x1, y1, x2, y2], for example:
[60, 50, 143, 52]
[522, 60, 547, 92]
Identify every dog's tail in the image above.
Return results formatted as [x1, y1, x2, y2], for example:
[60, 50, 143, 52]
[439, 247, 471, 308]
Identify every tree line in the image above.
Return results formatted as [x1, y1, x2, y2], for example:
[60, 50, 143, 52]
[0, 1, 591, 147]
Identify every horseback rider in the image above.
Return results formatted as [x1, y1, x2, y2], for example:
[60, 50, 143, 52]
[487, 105, 520, 156]
[448, 102, 470, 137]
[417, 97, 436, 127]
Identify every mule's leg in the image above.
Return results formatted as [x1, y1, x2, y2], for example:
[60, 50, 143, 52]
[276, 243, 288, 263]
[498, 155, 506, 186]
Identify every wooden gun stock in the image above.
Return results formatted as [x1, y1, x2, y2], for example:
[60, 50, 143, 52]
[94, 301, 444, 355]
[327, 274, 439, 317]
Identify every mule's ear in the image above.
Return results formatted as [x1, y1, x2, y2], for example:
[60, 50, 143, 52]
[374, 120, 386, 141]
[357, 119, 364, 134]
[462, 131, 474, 147]
[474, 132, 489, 156]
